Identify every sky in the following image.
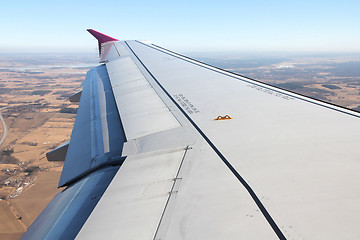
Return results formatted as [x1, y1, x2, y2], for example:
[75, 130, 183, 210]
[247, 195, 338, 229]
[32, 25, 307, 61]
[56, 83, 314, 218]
[1, 0, 360, 53]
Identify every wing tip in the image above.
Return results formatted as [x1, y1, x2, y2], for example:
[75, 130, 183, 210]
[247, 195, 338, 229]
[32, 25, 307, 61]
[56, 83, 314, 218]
[87, 29, 119, 44]
[87, 29, 119, 57]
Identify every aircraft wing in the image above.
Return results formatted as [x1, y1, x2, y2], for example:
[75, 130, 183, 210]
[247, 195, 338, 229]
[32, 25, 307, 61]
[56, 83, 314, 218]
[22, 30, 360, 239]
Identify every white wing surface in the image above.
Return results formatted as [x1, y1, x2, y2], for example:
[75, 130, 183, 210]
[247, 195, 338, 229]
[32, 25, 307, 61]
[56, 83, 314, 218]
[23, 30, 360, 240]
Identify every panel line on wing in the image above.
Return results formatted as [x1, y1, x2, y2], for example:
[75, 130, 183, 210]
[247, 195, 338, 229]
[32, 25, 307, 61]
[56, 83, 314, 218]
[97, 74, 110, 153]
[125, 41, 287, 240]
[153, 146, 190, 240]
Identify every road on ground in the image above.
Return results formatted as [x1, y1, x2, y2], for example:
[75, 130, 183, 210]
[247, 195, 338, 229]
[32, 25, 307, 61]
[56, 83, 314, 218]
[0, 107, 8, 147]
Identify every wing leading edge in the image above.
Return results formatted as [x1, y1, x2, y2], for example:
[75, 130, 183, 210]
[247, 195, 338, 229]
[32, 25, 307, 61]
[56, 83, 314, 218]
[23, 30, 360, 240]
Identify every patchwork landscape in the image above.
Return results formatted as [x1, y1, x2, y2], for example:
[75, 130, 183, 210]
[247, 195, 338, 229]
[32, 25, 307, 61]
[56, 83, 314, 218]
[0, 52, 96, 239]
[193, 52, 360, 111]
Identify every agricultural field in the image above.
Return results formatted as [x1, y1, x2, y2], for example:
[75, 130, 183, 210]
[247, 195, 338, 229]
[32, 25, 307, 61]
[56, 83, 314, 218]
[0, 53, 95, 239]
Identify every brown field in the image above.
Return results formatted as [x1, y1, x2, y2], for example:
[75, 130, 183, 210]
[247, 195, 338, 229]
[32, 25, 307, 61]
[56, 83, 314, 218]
[0, 201, 25, 240]
[0, 54, 94, 239]
[10, 171, 63, 227]
[224, 54, 360, 111]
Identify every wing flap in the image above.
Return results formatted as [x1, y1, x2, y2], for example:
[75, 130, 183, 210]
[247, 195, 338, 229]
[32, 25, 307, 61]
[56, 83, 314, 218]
[76, 139, 280, 239]
[76, 148, 187, 239]
[59, 64, 125, 187]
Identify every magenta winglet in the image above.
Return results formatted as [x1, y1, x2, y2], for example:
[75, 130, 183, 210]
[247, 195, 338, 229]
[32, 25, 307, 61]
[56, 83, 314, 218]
[87, 29, 118, 56]
[87, 29, 118, 43]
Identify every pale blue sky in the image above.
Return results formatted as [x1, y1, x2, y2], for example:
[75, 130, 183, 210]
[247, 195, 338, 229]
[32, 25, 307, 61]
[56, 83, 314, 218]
[1, 0, 359, 53]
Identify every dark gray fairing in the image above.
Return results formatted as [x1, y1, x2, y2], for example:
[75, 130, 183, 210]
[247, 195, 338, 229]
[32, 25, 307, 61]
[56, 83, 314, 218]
[46, 141, 69, 161]
[21, 166, 120, 240]
[21, 64, 126, 239]
[69, 90, 82, 102]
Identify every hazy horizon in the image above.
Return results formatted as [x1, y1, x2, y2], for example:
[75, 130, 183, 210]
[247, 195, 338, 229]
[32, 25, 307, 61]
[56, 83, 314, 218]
[2, 0, 360, 53]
